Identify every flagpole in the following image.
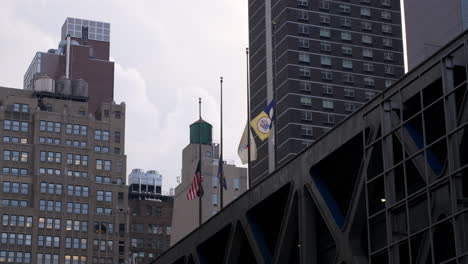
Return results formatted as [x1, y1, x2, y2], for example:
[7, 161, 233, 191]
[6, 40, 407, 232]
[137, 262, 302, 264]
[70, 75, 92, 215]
[198, 97, 203, 226]
[219, 76, 224, 209]
[246, 47, 251, 187]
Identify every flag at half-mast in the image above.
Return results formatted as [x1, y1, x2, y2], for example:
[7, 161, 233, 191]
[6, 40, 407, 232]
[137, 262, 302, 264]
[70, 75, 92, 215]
[217, 156, 227, 190]
[186, 160, 204, 200]
[238, 123, 257, 164]
[250, 99, 275, 141]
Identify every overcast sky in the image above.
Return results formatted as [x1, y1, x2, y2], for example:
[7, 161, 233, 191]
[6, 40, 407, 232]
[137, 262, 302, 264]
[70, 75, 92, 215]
[0, 0, 249, 192]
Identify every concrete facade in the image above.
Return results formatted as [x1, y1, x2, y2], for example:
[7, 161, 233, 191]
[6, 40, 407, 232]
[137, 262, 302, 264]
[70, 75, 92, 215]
[0, 86, 129, 264]
[248, 0, 405, 186]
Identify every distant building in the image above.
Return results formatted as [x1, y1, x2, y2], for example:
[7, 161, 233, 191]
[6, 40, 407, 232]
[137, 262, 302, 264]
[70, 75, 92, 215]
[128, 169, 162, 195]
[128, 169, 173, 263]
[404, 0, 468, 70]
[24, 17, 114, 113]
[170, 119, 248, 245]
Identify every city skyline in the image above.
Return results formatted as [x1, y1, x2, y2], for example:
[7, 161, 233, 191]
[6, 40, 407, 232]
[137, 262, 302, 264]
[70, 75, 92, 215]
[0, 0, 249, 193]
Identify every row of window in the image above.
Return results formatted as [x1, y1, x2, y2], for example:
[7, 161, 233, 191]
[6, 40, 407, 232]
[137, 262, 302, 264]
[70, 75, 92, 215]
[94, 130, 110, 141]
[300, 68, 394, 87]
[299, 21, 393, 37]
[64, 255, 87, 264]
[38, 218, 61, 230]
[131, 224, 172, 235]
[37, 235, 60, 248]
[299, 0, 392, 8]
[94, 222, 114, 234]
[36, 254, 59, 264]
[96, 207, 112, 215]
[1, 215, 33, 227]
[39, 121, 61, 133]
[96, 191, 112, 202]
[92, 240, 113, 252]
[1, 233, 32, 246]
[65, 220, 89, 232]
[65, 237, 87, 249]
[299, 53, 395, 74]
[2, 182, 29, 194]
[11, 103, 29, 113]
[67, 185, 90, 197]
[0, 251, 31, 263]
[2, 167, 28, 176]
[1, 199, 28, 208]
[38, 168, 89, 178]
[3, 120, 28, 132]
[3, 150, 28, 162]
[299, 82, 380, 97]
[96, 160, 111, 171]
[2, 136, 27, 144]
[39, 200, 62, 212]
[300, 96, 373, 111]
[39, 137, 89, 148]
[66, 124, 87, 136]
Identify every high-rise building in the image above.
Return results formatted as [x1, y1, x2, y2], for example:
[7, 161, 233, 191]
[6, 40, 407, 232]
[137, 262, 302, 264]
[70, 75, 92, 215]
[24, 17, 114, 113]
[128, 173, 173, 264]
[404, 0, 468, 70]
[248, 0, 405, 185]
[128, 169, 162, 195]
[0, 17, 129, 264]
[171, 119, 247, 245]
[0, 86, 128, 264]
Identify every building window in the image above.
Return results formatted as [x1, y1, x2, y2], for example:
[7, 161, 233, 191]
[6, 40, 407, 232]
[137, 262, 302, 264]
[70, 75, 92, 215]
[339, 4, 351, 13]
[297, 0, 308, 6]
[298, 24, 309, 34]
[341, 32, 352, 41]
[342, 46, 352, 55]
[381, 11, 392, 20]
[319, 15, 330, 24]
[365, 91, 376, 100]
[381, 38, 393, 48]
[320, 42, 331, 52]
[322, 99, 334, 109]
[299, 67, 311, 77]
[381, 0, 391, 6]
[322, 84, 333, 95]
[344, 88, 355, 98]
[340, 18, 351, 27]
[362, 35, 373, 44]
[343, 73, 354, 83]
[301, 81, 312, 91]
[364, 77, 375, 86]
[363, 62, 374, 72]
[321, 71, 333, 81]
[300, 97, 312, 106]
[302, 111, 313, 121]
[385, 79, 394, 88]
[344, 103, 356, 112]
[385, 65, 394, 75]
[361, 21, 372, 31]
[325, 113, 335, 124]
[298, 52, 310, 63]
[360, 7, 371, 17]
[319, 0, 330, 10]
[298, 38, 309, 48]
[342, 59, 353, 69]
[382, 24, 392, 34]
[384, 51, 394, 61]
[320, 28, 331, 38]
[66, 124, 72, 134]
[320, 56, 332, 66]
[301, 126, 313, 136]
[298, 10, 309, 21]
[363, 48, 373, 58]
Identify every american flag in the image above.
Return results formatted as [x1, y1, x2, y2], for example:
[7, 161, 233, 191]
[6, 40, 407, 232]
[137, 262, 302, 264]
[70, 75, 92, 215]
[187, 160, 204, 200]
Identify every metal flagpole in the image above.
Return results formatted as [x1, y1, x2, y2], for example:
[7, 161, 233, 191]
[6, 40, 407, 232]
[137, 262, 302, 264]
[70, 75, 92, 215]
[246, 47, 251, 187]
[198, 98, 203, 226]
[220, 76, 224, 209]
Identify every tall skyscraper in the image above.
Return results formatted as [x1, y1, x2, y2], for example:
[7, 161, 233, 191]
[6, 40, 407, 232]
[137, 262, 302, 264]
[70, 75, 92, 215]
[248, 0, 405, 185]
[23, 17, 114, 113]
[404, 0, 468, 70]
[0, 18, 129, 264]
[171, 119, 247, 245]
